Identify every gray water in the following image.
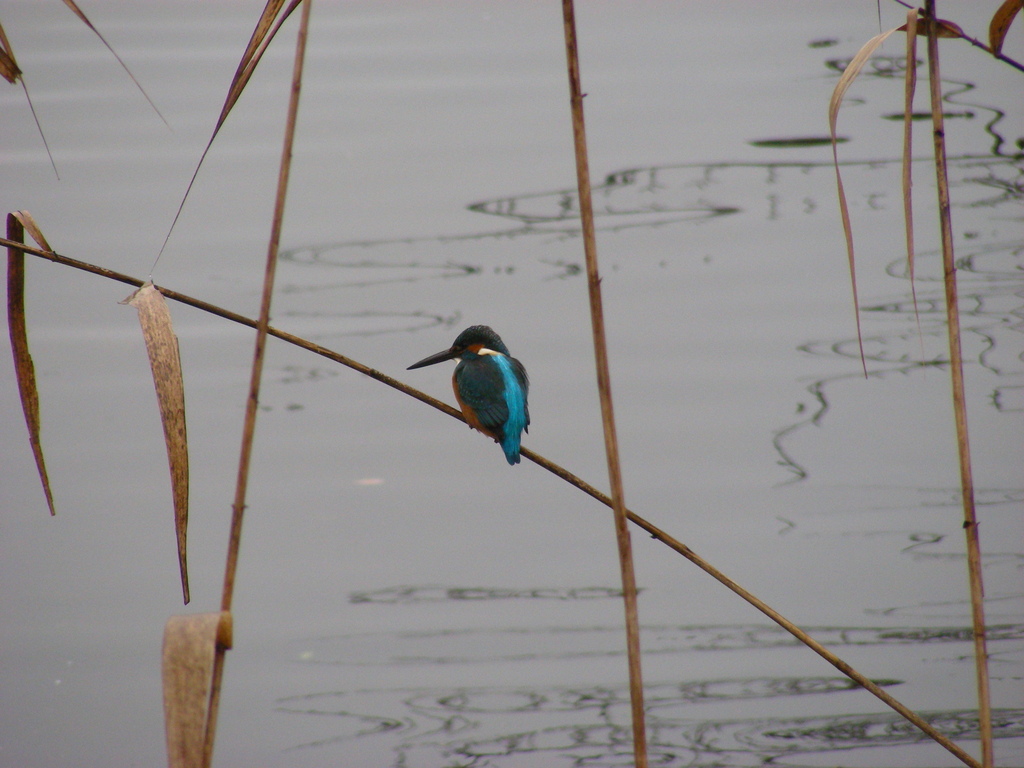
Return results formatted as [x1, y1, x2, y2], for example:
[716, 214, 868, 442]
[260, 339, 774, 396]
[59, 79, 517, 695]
[1, 2, 1021, 766]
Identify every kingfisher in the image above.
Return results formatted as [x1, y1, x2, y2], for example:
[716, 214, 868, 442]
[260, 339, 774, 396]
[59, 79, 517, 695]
[408, 325, 530, 465]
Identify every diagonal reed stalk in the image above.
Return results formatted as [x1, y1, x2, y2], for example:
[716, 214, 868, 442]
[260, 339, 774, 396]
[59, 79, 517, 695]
[202, 1, 312, 764]
[560, 2, 647, 766]
[924, 2, 992, 765]
[1, 234, 985, 768]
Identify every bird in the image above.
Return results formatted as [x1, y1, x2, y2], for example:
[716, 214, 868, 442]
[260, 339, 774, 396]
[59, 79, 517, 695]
[408, 325, 530, 465]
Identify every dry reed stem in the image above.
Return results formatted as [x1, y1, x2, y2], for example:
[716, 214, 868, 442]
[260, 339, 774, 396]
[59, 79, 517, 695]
[206, 1, 312, 763]
[0, 236, 984, 768]
[561, 2, 647, 765]
[831, 6, 996, 764]
[902, 9, 922, 339]
[220, 0, 309, 622]
[123, 283, 190, 605]
[924, 3, 993, 765]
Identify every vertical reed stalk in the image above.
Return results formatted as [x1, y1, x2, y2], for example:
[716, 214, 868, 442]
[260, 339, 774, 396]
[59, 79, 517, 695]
[560, 2, 647, 766]
[924, 3, 992, 765]
[204, 2, 313, 763]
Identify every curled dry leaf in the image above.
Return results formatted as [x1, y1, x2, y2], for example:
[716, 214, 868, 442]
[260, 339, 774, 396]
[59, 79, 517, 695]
[162, 612, 233, 768]
[123, 283, 190, 604]
[989, 0, 1024, 55]
[828, 27, 899, 377]
[6, 211, 56, 515]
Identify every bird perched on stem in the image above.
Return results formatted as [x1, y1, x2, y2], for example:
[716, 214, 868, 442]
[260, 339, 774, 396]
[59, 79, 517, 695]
[408, 325, 530, 465]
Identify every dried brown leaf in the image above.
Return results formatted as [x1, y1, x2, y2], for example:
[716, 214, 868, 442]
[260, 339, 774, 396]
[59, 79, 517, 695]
[123, 283, 190, 604]
[896, 18, 964, 39]
[12, 209, 52, 253]
[162, 612, 232, 768]
[0, 19, 21, 83]
[989, 0, 1024, 54]
[216, 0, 294, 132]
[0, 48, 21, 84]
[828, 27, 898, 377]
[6, 211, 55, 515]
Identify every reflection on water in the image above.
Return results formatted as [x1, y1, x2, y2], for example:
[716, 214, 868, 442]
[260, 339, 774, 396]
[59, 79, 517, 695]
[277, 309, 458, 340]
[289, 612, 1024, 667]
[277, 151, 1022, 494]
[775, 230, 1023, 483]
[468, 166, 740, 228]
[273, 587, 1024, 761]
[276, 680, 1023, 767]
[279, 246, 481, 290]
[276, 590, 1024, 764]
[350, 585, 627, 604]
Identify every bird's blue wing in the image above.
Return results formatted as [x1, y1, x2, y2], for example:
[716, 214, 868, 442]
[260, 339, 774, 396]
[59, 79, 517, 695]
[510, 356, 530, 433]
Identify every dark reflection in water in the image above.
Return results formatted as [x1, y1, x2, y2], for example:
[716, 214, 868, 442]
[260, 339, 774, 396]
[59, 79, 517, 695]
[277, 309, 459, 339]
[277, 152, 1021, 490]
[766, 49, 1024, 484]
[774, 233, 1023, 484]
[275, 680, 1023, 767]
[825, 54, 912, 78]
[278, 247, 482, 291]
[885, 110, 976, 121]
[280, 154, 1019, 273]
[749, 136, 844, 148]
[467, 170, 740, 227]
[289, 617, 1024, 667]
[351, 585, 626, 604]
[274, 598, 1024, 763]
[824, 48, 1019, 158]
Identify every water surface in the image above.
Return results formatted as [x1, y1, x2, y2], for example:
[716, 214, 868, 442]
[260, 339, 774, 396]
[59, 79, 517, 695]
[1, 2, 1021, 766]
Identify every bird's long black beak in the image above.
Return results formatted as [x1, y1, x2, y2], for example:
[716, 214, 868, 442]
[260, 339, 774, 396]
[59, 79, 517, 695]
[407, 346, 461, 370]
